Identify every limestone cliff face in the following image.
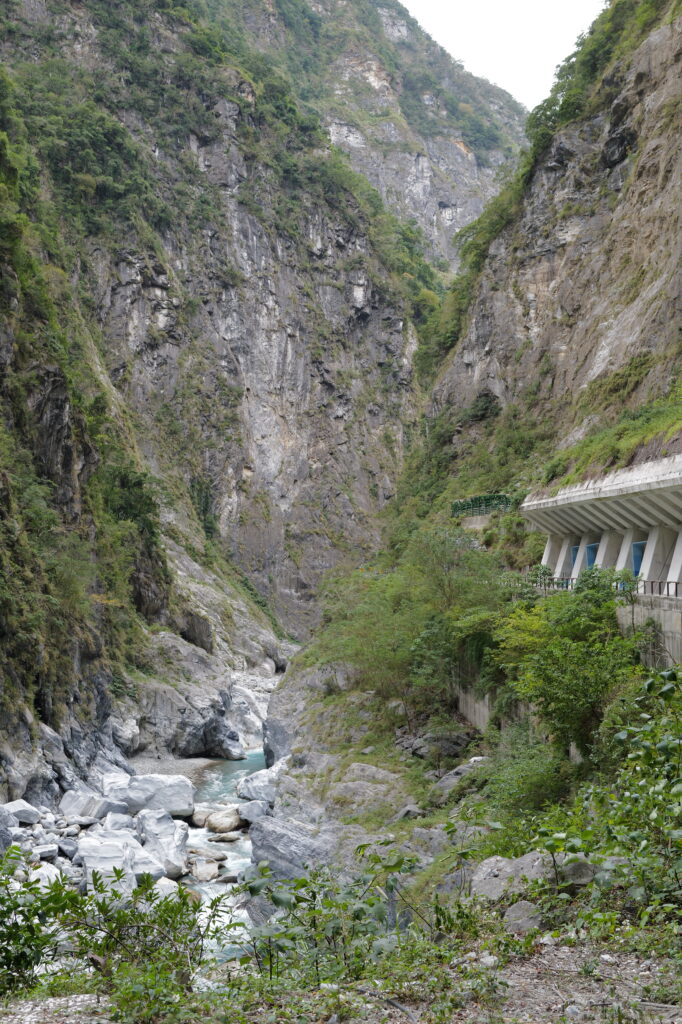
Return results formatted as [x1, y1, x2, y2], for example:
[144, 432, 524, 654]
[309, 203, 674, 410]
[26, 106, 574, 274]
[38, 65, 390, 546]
[1, 0, 522, 796]
[88, 110, 413, 639]
[239, 0, 527, 268]
[433, 16, 682, 447]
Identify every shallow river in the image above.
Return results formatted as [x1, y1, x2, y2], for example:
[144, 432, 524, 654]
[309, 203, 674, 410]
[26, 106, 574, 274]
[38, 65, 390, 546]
[185, 748, 266, 903]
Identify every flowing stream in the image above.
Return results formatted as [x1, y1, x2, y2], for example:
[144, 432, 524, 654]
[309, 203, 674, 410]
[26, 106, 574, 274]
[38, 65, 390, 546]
[186, 748, 266, 903]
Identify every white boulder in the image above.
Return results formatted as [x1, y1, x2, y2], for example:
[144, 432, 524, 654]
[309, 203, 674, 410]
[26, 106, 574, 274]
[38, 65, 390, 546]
[191, 858, 220, 882]
[235, 760, 288, 804]
[59, 789, 127, 820]
[205, 806, 243, 834]
[29, 862, 63, 889]
[78, 831, 165, 887]
[102, 812, 136, 831]
[77, 834, 138, 894]
[101, 773, 195, 817]
[154, 876, 179, 896]
[4, 799, 41, 824]
[136, 809, 188, 880]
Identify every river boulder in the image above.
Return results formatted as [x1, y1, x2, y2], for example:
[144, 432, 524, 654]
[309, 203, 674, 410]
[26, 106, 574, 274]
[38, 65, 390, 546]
[77, 834, 139, 894]
[191, 858, 221, 882]
[205, 806, 243, 833]
[237, 800, 269, 824]
[60, 788, 128, 820]
[249, 817, 338, 878]
[235, 759, 288, 804]
[136, 809, 188, 879]
[3, 799, 41, 824]
[100, 773, 195, 817]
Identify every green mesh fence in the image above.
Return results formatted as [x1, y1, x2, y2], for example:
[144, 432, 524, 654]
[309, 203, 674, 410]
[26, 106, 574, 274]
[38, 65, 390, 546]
[451, 493, 513, 518]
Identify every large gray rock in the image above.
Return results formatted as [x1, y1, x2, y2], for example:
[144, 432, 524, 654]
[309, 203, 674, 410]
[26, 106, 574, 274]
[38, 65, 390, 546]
[135, 809, 188, 880]
[469, 852, 552, 901]
[205, 807, 243, 834]
[557, 853, 598, 888]
[503, 900, 543, 935]
[4, 799, 41, 824]
[79, 831, 165, 885]
[101, 773, 195, 817]
[236, 760, 288, 804]
[432, 757, 488, 802]
[59, 789, 128, 820]
[238, 800, 269, 824]
[0, 807, 19, 830]
[249, 817, 338, 878]
[77, 834, 138, 894]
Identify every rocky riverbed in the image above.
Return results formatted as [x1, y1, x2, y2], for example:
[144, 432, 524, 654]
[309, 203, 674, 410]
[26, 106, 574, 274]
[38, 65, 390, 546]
[0, 751, 288, 897]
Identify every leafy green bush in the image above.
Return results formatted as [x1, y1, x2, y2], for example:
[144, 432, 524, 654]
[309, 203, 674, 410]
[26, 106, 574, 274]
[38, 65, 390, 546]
[527, 0, 676, 158]
[482, 724, 576, 814]
[495, 574, 644, 752]
[0, 850, 61, 995]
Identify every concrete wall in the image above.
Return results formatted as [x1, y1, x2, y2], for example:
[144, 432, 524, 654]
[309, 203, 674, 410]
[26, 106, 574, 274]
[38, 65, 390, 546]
[455, 686, 493, 732]
[617, 596, 682, 666]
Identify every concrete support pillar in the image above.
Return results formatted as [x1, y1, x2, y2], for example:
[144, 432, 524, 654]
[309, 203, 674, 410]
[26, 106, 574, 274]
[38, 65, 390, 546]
[572, 535, 591, 576]
[666, 529, 682, 586]
[615, 528, 646, 571]
[541, 534, 563, 573]
[555, 536, 579, 578]
[640, 525, 679, 582]
[594, 530, 624, 569]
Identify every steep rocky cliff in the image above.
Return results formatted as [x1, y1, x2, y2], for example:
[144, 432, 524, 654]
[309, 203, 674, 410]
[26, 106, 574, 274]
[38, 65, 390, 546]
[256, 1, 682, 879]
[0, 0, 523, 797]
[432, 9, 682, 484]
[224, 0, 526, 267]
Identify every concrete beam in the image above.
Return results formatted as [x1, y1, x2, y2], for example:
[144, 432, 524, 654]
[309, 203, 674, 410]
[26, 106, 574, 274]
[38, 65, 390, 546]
[666, 530, 682, 585]
[595, 530, 623, 569]
[541, 534, 563, 573]
[555, 535, 580, 578]
[615, 528, 648, 572]
[640, 526, 679, 582]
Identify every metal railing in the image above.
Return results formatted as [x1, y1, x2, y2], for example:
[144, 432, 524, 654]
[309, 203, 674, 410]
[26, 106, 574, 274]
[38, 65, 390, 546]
[639, 580, 682, 598]
[451, 493, 513, 518]
[532, 577, 682, 598]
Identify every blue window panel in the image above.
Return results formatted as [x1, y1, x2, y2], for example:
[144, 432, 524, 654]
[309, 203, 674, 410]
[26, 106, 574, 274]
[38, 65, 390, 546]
[632, 540, 646, 576]
[570, 545, 579, 567]
[586, 542, 599, 568]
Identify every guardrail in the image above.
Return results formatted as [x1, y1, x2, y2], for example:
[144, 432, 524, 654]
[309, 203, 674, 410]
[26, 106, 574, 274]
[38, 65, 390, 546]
[639, 580, 682, 598]
[532, 577, 682, 598]
[451, 493, 513, 518]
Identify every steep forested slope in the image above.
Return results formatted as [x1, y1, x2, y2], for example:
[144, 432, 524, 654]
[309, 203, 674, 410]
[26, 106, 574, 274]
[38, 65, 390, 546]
[0, 0, 522, 797]
[266, 0, 682, 859]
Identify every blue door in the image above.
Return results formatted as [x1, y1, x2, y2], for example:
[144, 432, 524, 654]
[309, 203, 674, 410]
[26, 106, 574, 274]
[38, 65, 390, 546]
[586, 542, 599, 568]
[570, 545, 579, 569]
[632, 540, 646, 576]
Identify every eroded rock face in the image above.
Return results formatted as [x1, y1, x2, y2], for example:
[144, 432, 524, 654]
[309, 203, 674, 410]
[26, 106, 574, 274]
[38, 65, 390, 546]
[433, 18, 682, 444]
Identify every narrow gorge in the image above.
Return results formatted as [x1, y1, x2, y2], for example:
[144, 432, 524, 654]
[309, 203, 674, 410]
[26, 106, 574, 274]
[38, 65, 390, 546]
[1, 0, 682, 1021]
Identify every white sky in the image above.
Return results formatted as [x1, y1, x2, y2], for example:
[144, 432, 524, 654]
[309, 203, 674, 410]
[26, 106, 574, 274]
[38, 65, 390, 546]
[399, 0, 608, 109]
